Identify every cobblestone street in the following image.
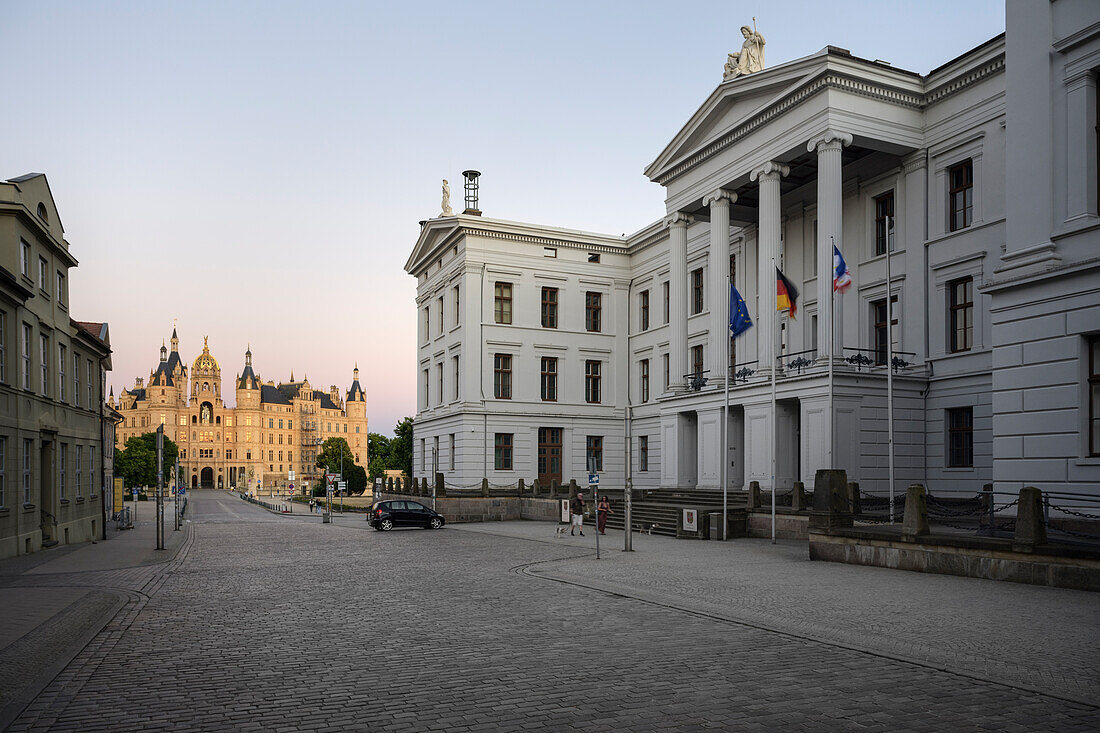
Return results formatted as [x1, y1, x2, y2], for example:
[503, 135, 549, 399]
[3, 491, 1098, 732]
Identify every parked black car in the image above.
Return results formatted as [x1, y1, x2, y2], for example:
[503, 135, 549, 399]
[369, 500, 446, 531]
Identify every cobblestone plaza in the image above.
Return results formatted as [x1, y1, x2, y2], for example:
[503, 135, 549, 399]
[0, 491, 1097, 732]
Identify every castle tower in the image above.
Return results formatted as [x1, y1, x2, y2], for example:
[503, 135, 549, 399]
[190, 336, 223, 407]
[235, 345, 260, 409]
[345, 364, 366, 420]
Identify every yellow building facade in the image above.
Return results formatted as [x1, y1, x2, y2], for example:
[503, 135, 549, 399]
[112, 329, 367, 492]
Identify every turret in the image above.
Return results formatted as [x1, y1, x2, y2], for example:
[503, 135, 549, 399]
[160, 340, 167, 362]
[345, 364, 366, 419]
[170, 326, 179, 354]
[236, 345, 259, 407]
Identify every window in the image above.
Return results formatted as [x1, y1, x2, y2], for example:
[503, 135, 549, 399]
[423, 306, 430, 340]
[21, 324, 31, 390]
[1090, 337, 1100, 456]
[87, 359, 93, 408]
[38, 257, 47, 292]
[493, 353, 512, 399]
[0, 436, 5, 507]
[639, 435, 649, 472]
[585, 292, 602, 332]
[452, 356, 460, 401]
[541, 287, 558, 328]
[540, 357, 558, 401]
[640, 359, 650, 403]
[437, 296, 444, 335]
[949, 160, 973, 231]
[57, 272, 66, 305]
[23, 439, 33, 504]
[874, 192, 895, 256]
[543, 247, 557, 258]
[20, 240, 31, 278]
[663, 282, 670, 324]
[88, 452, 94, 496]
[269, 418, 274, 429]
[586, 436, 603, 472]
[640, 290, 650, 331]
[40, 334, 48, 397]
[585, 360, 601, 403]
[691, 268, 704, 314]
[663, 353, 670, 390]
[872, 296, 899, 366]
[494, 433, 513, 470]
[947, 407, 974, 468]
[279, 419, 283, 429]
[0, 311, 6, 383]
[423, 368, 430, 408]
[691, 344, 703, 376]
[453, 285, 460, 326]
[809, 221, 818, 277]
[73, 353, 79, 405]
[588, 253, 600, 263]
[436, 363, 444, 405]
[948, 277, 973, 353]
[421, 437, 426, 470]
[811, 315, 818, 356]
[59, 443, 67, 499]
[494, 282, 513, 324]
[75, 445, 82, 497]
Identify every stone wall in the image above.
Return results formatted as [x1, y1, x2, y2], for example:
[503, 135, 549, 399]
[377, 493, 560, 524]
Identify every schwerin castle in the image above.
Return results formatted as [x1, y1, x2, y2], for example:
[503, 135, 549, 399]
[113, 329, 367, 492]
[406, 2, 1099, 504]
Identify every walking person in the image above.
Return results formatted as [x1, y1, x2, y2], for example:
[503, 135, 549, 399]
[309, 498, 315, 513]
[597, 495, 612, 535]
[570, 492, 585, 536]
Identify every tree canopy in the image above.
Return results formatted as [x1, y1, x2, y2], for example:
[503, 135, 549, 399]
[115, 432, 180, 488]
[365, 417, 412, 481]
[315, 437, 368, 494]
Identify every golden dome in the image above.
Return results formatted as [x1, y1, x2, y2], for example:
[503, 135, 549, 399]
[192, 336, 220, 373]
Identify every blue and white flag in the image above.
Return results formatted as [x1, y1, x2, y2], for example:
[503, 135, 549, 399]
[833, 244, 852, 293]
[729, 284, 753, 337]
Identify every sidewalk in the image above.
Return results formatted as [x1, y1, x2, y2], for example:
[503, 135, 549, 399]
[0, 512, 190, 730]
[453, 520, 1100, 707]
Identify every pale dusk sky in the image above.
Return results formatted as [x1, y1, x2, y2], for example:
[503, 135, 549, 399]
[0, 0, 1005, 435]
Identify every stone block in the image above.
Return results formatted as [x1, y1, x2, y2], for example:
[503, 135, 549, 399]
[902, 483, 929, 540]
[481, 478, 490, 498]
[846, 481, 861, 516]
[748, 481, 760, 509]
[1013, 486, 1047, 550]
[809, 469, 851, 531]
[792, 481, 805, 511]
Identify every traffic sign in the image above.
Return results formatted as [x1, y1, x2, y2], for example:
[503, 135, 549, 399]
[325, 473, 338, 486]
[588, 473, 599, 485]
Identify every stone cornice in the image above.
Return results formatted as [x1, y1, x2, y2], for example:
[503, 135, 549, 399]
[653, 54, 1004, 187]
[901, 150, 928, 174]
[464, 227, 626, 255]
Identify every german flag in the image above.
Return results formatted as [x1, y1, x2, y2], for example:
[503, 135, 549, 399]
[776, 267, 799, 318]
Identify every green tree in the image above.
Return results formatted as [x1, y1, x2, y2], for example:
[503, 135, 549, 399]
[315, 437, 368, 494]
[367, 432, 392, 480]
[115, 432, 179, 488]
[390, 417, 413, 477]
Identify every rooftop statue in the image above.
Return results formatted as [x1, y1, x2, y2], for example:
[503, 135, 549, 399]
[724, 22, 765, 80]
[440, 179, 454, 217]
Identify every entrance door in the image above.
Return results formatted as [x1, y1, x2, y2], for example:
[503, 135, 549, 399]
[39, 438, 56, 542]
[537, 428, 562, 486]
[200, 467, 213, 489]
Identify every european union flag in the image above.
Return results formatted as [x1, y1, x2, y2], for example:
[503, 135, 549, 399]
[729, 284, 753, 337]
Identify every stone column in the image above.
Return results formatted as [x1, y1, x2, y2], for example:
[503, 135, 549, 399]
[807, 130, 851, 363]
[749, 162, 789, 375]
[703, 190, 736, 385]
[1066, 71, 1098, 223]
[667, 212, 694, 391]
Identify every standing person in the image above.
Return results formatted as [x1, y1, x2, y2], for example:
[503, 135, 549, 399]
[597, 496, 612, 535]
[570, 492, 585, 537]
[309, 498, 315, 513]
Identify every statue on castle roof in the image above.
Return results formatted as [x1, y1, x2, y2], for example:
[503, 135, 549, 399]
[724, 21, 765, 80]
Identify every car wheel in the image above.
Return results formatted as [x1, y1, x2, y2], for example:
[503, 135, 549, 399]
[429, 517, 443, 530]
[380, 519, 394, 531]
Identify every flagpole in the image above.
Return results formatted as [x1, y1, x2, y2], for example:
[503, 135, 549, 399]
[771, 258, 778, 544]
[886, 215, 896, 523]
[722, 274, 730, 541]
[828, 237, 835, 471]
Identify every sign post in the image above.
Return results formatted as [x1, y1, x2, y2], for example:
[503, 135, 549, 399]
[155, 425, 165, 550]
[323, 473, 336, 523]
[588, 468, 600, 560]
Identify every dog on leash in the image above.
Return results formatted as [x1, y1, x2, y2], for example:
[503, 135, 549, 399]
[554, 524, 569, 538]
[636, 523, 659, 535]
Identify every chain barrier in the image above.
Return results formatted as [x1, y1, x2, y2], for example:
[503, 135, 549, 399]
[1046, 503, 1100, 520]
[1048, 525, 1100, 540]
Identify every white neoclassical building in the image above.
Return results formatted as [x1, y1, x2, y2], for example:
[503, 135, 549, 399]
[406, 1, 1100, 500]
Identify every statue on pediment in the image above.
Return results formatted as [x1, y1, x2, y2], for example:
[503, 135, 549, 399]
[440, 179, 454, 217]
[724, 22, 765, 80]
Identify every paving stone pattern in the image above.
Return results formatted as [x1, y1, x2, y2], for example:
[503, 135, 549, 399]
[8, 492, 1100, 731]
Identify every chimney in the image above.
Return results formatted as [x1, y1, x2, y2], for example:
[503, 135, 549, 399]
[462, 170, 482, 216]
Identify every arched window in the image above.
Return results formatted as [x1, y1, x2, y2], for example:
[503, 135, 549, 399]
[37, 202, 48, 221]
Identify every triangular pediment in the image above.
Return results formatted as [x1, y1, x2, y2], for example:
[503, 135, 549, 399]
[645, 50, 830, 181]
[405, 217, 463, 274]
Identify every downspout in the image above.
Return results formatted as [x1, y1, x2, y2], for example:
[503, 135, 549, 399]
[922, 148, 931, 489]
[624, 273, 638, 552]
[99, 354, 108, 541]
[481, 262, 487, 480]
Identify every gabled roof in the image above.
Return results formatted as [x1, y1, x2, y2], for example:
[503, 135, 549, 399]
[260, 384, 291, 405]
[346, 379, 365, 403]
[238, 364, 258, 390]
[314, 391, 339, 410]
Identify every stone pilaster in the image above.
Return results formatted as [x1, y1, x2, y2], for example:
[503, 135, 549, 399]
[749, 162, 789, 375]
